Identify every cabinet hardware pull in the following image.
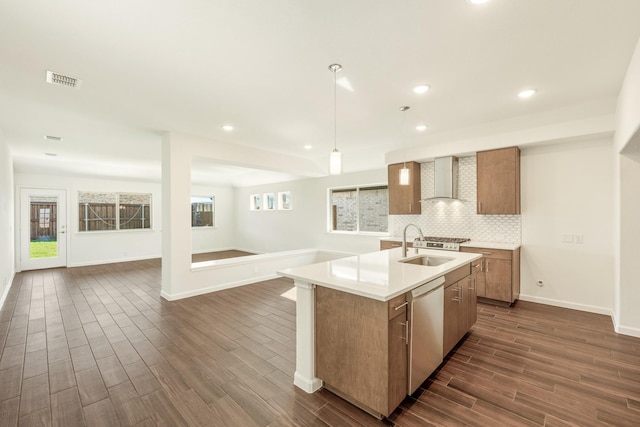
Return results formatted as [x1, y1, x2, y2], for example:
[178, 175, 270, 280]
[480, 261, 484, 272]
[480, 251, 493, 255]
[452, 297, 461, 302]
[401, 321, 409, 344]
[473, 264, 481, 269]
[485, 260, 489, 273]
[394, 301, 408, 311]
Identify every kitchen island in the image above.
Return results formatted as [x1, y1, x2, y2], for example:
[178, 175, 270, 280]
[278, 247, 482, 418]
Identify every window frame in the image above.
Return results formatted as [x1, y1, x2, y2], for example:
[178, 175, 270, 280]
[78, 191, 153, 233]
[327, 183, 389, 236]
[191, 196, 215, 228]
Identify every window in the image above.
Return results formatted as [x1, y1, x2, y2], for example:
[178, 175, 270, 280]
[191, 196, 215, 227]
[39, 208, 51, 228]
[79, 192, 151, 232]
[329, 185, 388, 233]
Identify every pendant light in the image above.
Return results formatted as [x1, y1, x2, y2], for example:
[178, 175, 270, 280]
[399, 105, 411, 186]
[328, 63, 342, 175]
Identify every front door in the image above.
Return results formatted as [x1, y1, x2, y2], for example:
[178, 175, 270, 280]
[20, 188, 67, 270]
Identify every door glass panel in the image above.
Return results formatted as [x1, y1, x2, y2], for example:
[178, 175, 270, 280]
[29, 196, 58, 259]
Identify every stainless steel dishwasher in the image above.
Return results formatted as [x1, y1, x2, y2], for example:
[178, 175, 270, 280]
[408, 276, 445, 395]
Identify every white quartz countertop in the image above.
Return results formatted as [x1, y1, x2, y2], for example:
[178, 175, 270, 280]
[381, 237, 521, 251]
[278, 248, 482, 302]
[460, 241, 521, 250]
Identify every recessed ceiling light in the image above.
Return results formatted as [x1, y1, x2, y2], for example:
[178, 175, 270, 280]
[467, 0, 489, 4]
[222, 125, 234, 131]
[412, 85, 430, 94]
[416, 125, 428, 132]
[518, 89, 537, 99]
[44, 135, 63, 142]
[304, 145, 312, 150]
[44, 152, 57, 157]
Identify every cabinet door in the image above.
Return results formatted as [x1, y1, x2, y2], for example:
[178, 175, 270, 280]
[464, 275, 477, 329]
[476, 147, 520, 215]
[484, 258, 513, 302]
[473, 258, 486, 297]
[388, 162, 421, 215]
[443, 283, 461, 355]
[388, 310, 408, 411]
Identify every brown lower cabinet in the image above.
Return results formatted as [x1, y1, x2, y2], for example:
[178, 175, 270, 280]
[315, 262, 477, 418]
[380, 240, 407, 251]
[315, 288, 408, 418]
[443, 272, 476, 355]
[461, 246, 520, 304]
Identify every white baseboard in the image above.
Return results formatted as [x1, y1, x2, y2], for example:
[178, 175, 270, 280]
[610, 311, 640, 338]
[68, 254, 161, 268]
[518, 293, 612, 316]
[161, 273, 280, 301]
[0, 271, 16, 312]
[294, 371, 323, 394]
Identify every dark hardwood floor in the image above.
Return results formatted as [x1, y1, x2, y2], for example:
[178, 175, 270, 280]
[192, 250, 255, 263]
[1, 259, 640, 426]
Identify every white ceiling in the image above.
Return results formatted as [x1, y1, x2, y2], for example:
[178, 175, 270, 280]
[2, 0, 640, 186]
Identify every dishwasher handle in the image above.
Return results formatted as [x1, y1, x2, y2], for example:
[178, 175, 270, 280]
[411, 276, 445, 299]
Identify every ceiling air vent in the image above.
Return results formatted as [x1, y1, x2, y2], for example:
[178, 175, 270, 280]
[44, 135, 63, 142]
[46, 70, 82, 89]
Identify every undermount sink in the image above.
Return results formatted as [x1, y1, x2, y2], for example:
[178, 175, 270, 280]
[399, 255, 454, 267]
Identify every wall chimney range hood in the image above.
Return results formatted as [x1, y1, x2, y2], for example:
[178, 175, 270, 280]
[426, 156, 459, 200]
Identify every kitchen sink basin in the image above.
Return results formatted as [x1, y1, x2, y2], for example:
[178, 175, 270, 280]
[399, 255, 454, 267]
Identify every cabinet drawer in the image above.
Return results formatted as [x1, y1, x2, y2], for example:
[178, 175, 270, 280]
[461, 247, 512, 260]
[388, 294, 407, 319]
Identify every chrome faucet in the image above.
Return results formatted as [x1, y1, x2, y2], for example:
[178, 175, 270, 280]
[402, 223, 425, 258]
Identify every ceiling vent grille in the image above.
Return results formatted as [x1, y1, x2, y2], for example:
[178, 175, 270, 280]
[44, 135, 63, 142]
[46, 70, 82, 89]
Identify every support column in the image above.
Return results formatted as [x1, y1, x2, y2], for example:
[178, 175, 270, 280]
[161, 133, 192, 300]
[294, 280, 323, 393]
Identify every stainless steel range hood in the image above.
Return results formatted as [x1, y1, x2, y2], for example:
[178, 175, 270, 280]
[429, 156, 459, 199]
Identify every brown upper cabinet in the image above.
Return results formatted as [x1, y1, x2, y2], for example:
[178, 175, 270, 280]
[476, 147, 521, 215]
[388, 162, 421, 215]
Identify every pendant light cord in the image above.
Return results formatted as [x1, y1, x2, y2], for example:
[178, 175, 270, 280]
[401, 106, 410, 167]
[333, 67, 337, 151]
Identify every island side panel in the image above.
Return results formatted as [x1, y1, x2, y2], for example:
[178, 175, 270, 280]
[293, 280, 323, 393]
[315, 286, 389, 416]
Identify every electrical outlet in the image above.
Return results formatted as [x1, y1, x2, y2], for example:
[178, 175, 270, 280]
[574, 234, 584, 244]
[562, 234, 574, 243]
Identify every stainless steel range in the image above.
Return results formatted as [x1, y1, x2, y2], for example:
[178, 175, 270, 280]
[413, 236, 470, 251]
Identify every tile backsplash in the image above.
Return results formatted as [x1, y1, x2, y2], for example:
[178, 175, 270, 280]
[389, 156, 521, 243]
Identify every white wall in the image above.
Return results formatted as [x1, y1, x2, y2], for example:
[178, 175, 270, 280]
[520, 138, 614, 314]
[0, 135, 15, 308]
[234, 168, 388, 256]
[14, 172, 162, 268]
[617, 155, 640, 334]
[613, 35, 640, 336]
[191, 184, 236, 253]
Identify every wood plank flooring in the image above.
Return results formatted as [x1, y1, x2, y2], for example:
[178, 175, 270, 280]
[192, 250, 256, 263]
[1, 259, 640, 426]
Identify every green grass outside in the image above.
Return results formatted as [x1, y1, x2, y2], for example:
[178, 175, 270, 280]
[30, 241, 58, 258]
